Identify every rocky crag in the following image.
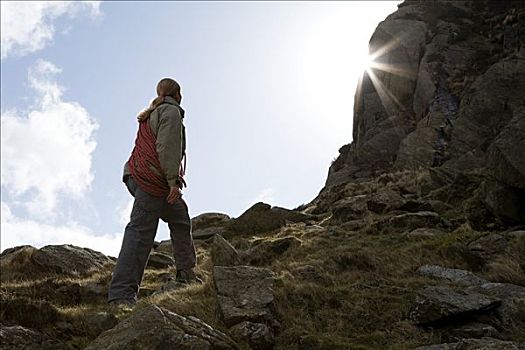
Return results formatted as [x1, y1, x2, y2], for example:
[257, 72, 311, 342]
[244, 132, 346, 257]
[1, 1, 524, 349]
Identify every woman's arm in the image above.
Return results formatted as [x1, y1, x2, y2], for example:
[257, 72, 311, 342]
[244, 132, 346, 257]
[155, 105, 183, 188]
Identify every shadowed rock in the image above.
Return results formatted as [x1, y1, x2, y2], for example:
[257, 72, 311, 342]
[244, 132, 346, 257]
[228, 202, 312, 236]
[214, 266, 275, 327]
[211, 235, 241, 267]
[417, 265, 488, 287]
[244, 236, 301, 266]
[228, 321, 274, 350]
[192, 212, 231, 231]
[0, 324, 69, 350]
[410, 286, 500, 325]
[146, 252, 175, 269]
[441, 323, 500, 342]
[1, 245, 113, 279]
[469, 283, 525, 330]
[85, 304, 239, 350]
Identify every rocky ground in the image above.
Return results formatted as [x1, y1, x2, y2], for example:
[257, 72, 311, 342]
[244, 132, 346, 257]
[1, 170, 524, 349]
[1, 0, 524, 349]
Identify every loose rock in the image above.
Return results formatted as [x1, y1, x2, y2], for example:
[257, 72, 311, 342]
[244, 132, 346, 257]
[211, 235, 241, 267]
[146, 252, 175, 269]
[214, 266, 275, 327]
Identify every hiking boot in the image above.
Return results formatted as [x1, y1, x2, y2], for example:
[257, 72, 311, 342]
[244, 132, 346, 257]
[175, 269, 203, 284]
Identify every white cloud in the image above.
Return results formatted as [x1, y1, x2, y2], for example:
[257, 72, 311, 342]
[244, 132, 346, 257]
[116, 199, 134, 227]
[1, 1, 101, 59]
[1, 59, 99, 216]
[1, 202, 122, 257]
[253, 187, 276, 205]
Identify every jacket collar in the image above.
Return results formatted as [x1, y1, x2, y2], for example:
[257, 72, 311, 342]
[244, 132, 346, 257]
[162, 96, 185, 118]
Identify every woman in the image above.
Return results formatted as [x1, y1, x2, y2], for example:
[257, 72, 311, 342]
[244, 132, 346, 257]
[108, 78, 198, 307]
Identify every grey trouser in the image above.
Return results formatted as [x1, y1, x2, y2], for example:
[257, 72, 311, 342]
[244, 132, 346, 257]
[108, 177, 196, 302]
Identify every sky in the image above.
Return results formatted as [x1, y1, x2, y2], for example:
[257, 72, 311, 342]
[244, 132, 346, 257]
[1, 1, 400, 257]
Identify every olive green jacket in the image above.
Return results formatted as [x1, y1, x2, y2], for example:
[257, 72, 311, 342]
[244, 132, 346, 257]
[123, 96, 186, 188]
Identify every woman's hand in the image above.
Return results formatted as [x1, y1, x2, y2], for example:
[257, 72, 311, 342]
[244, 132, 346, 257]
[167, 186, 182, 204]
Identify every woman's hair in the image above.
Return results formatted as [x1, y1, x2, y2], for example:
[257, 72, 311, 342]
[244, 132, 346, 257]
[137, 78, 181, 121]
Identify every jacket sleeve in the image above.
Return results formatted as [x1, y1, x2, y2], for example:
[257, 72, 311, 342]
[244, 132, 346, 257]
[156, 105, 183, 187]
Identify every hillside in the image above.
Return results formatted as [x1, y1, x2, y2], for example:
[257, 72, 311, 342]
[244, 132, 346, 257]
[1, 1, 524, 349]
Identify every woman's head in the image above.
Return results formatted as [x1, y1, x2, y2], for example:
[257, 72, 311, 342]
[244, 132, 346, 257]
[137, 78, 182, 121]
[156, 78, 182, 104]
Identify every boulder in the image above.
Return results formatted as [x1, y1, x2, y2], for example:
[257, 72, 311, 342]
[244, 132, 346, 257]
[192, 212, 231, 231]
[214, 266, 275, 327]
[366, 189, 404, 214]
[0, 324, 69, 350]
[417, 265, 488, 287]
[193, 226, 228, 240]
[410, 286, 501, 325]
[154, 239, 172, 256]
[1, 245, 112, 279]
[85, 304, 239, 350]
[228, 321, 274, 350]
[146, 252, 175, 269]
[228, 202, 311, 236]
[331, 195, 369, 222]
[470, 283, 525, 329]
[211, 235, 241, 267]
[32, 245, 112, 276]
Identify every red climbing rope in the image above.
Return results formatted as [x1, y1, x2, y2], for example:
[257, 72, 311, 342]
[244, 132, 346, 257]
[128, 121, 170, 197]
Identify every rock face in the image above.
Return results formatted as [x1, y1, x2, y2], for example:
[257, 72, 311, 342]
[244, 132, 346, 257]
[324, 0, 525, 225]
[213, 266, 275, 327]
[146, 252, 175, 269]
[85, 305, 239, 350]
[228, 202, 312, 236]
[211, 235, 241, 267]
[192, 212, 231, 240]
[0, 245, 113, 279]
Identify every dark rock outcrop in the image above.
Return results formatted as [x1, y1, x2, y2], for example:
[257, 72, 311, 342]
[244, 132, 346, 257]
[1, 245, 113, 279]
[228, 202, 312, 236]
[85, 305, 239, 350]
[322, 0, 525, 225]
